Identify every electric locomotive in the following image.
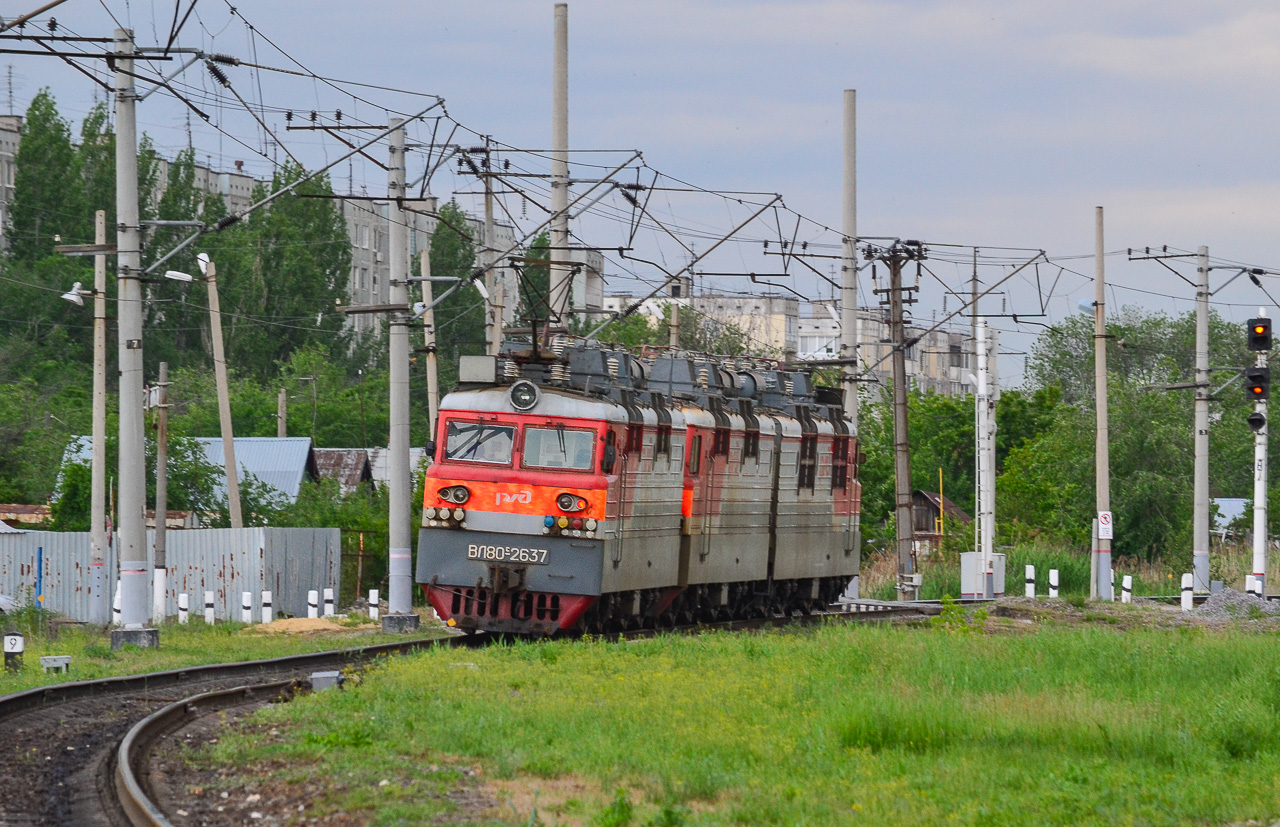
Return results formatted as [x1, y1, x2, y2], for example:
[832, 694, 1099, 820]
[416, 337, 862, 635]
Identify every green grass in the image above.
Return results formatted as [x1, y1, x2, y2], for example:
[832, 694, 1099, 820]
[871, 545, 1178, 600]
[195, 621, 1280, 826]
[0, 606, 447, 695]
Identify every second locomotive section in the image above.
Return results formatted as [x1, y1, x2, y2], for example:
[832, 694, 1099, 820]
[416, 341, 862, 635]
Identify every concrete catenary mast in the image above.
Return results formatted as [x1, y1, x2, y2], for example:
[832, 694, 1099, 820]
[549, 3, 571, 326]
[113, 28, 157, 646]
[385, 118, 419, 631]
[1094, 207, 1113, 601]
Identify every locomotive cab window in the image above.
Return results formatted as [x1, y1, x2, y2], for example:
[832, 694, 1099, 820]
[523, 426, 595, 471]
[445, 421, 515, 465]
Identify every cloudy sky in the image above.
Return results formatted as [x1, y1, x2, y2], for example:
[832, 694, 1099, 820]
[8, 1, 1280, 382]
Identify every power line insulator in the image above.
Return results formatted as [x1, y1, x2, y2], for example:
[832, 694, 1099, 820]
[206, 62, 230, 87]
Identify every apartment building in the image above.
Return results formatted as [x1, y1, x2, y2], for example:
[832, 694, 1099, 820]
[798, 300, 988, 397]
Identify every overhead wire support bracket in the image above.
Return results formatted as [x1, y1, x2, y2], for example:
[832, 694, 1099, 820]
[144, 99, 445, 276]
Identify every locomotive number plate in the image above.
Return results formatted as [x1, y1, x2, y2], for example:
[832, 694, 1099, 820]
[466, 544, 550, 565]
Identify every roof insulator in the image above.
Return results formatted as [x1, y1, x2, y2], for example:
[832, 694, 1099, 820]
[210, 53, 240, 65]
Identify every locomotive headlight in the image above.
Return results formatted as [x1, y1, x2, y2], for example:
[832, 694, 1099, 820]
[586, 519, 598, 531]
[452, 507, 466, 521]
[556, 492, 587, 512]
[425, 506, 437, 519]
[510, 380, 540, 411]
[557, 516, 570, 529]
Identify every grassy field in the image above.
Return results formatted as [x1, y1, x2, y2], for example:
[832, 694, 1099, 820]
[0, 606, 447, 695]
[863, 544, 1184, 601]
[190, 610, 1280, 826]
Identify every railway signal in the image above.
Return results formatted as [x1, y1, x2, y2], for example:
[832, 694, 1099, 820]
[1246, 366, 1271, 401]
[1248, 317, 1273, 352]
[1248, 312, 1271, 597]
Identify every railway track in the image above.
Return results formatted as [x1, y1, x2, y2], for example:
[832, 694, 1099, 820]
[0, 635, 481, 826]
[1, 607, 927, 826]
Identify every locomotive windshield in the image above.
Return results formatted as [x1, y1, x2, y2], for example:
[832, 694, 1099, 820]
[523, 426, 595, 470]
[444, 421, 515, 465]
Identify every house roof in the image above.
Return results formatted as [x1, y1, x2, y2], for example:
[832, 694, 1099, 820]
[63, 436, 317, 504]
[914, 490, 973, 524]
[366, 447, 430, 486]
[313, 448, 374, 496]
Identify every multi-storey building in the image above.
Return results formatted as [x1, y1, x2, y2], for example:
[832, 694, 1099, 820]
[0, 115, 19, 252]
[600, 291, 799, 357]
[798, 300, 987, 397]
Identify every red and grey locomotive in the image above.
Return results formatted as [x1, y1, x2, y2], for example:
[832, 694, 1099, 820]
[416, 337, 861, 635]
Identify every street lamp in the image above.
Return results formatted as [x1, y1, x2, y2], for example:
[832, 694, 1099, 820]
[60, 282, 91, 306]
[164, 254, 244, 529]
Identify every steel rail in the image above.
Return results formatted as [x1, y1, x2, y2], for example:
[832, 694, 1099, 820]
[0, 634, 466, 719]
[116, 680, 302, 827]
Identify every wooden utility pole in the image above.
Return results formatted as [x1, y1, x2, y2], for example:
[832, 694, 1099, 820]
[277, 388, 287, 438]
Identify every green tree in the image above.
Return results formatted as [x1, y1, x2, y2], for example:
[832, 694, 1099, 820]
[7, 90, 78, 264]
[430, 200, 482, 393]
[164, 162, 354, 379]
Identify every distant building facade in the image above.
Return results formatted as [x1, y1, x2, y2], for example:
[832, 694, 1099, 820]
[602, 290, 985, 398]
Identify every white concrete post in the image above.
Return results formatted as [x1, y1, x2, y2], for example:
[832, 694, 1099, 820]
[1192, 245, 1211, 592]
[112, 582, 121, 625]
[549, 3, 572, 324]
[1024, 565, 1035, 598]
[369, 589, 380, 622]
[113, 28, 153, 640]
[204, 590, 215, 624]
[177, 593, 189, 624]
[89, 210, 109, 625]
[307, 589, 319, 619]
[1181, 573, 1194, 612]
[385, 118, 416, 631]
[1121, 575, 1132, 604]
[261, 590, 272, 624]
[240, 591, 253, 624]
[324, 587, 335, 617]
[1048, 569, 1059, 598]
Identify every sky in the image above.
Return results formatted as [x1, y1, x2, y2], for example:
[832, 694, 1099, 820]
[6, 0, 1280, 383]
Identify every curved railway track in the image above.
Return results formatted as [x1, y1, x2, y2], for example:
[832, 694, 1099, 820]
[0, 635, 482, 826]
[1, 606, 929, 826]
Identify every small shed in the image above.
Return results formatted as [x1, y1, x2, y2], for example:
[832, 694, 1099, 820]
[313, 449, 375, 496]
[912, 490, 973, 555]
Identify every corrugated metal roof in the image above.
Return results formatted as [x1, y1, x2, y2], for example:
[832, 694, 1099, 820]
[313, 449, 374, 496]
[0, 521, 25, 534]
[62, 436, 317, 504]
[367, 447, 429, 486]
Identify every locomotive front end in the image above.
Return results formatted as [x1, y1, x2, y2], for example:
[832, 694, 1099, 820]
[417, 381, 615, 635]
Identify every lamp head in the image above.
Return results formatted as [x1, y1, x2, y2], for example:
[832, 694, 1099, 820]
[60, 282, 85, 306]
[473, 278, 489, 301]
[196, 252, 210, 276]
[163, 270, 194, 283]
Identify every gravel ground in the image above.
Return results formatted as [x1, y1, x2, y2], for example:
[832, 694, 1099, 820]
[1194, 587, 1280, 621]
